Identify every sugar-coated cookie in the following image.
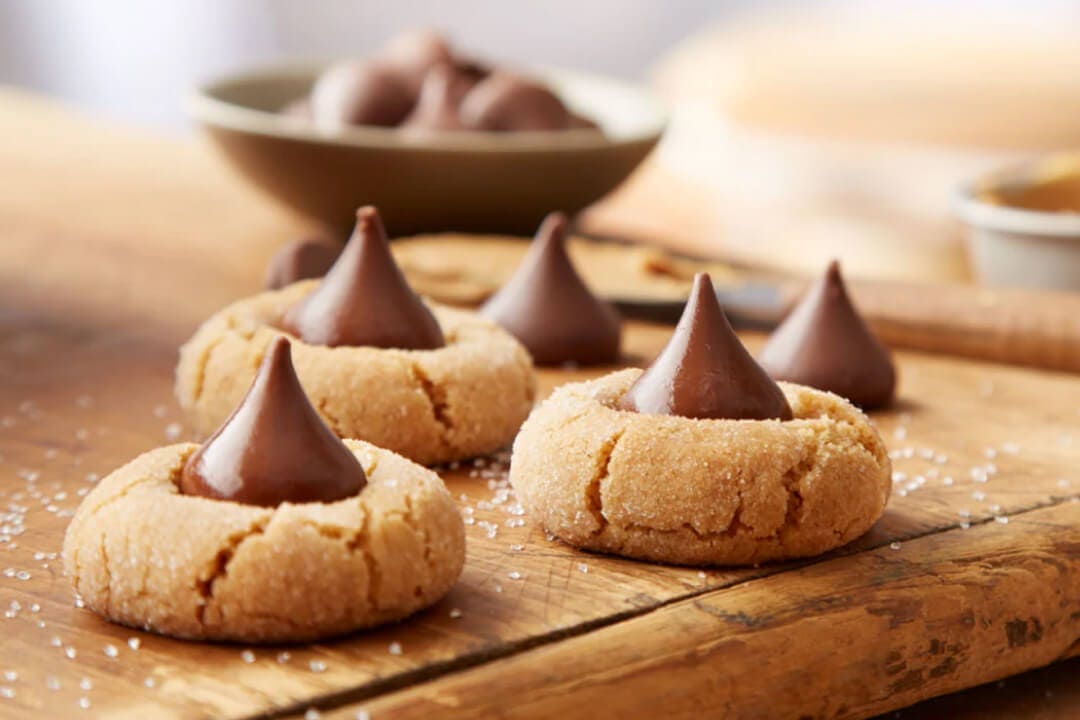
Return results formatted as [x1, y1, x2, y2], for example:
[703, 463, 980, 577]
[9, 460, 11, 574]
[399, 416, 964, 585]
[63, 440, 465, 643]
[176, 280, 536, 465]
[510, 369, 891, 566]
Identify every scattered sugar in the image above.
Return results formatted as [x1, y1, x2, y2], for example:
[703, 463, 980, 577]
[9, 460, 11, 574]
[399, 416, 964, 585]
[972, 490, 986, 502]
[889, 542, 901, 551]
[507, 571, 522, 580]
[578, 563, 589, 574]
[305, 709, 322, 720]
[989, 504, 1002, 514]
[152, 405, 169, 418]
[449, 608, 463, 619]
[942, 476, 954, 486]
[509, 544, 524, 552]
[64, 647, 77, 660]
[78, 697, 91, 710]
[493, 582, 503, 593]
[46, 676, 60, 691]
[103, 644, 119, 658]
[128, 637, 141, 651]
[277, 652, 291, 664]
[995, 516, 1010, 525]
[388, 641, 403, 656]
[960, 522, 971, 530]
[144, 677, 156, 688]
[984, 447, 997, 459]
[240, 650, 256, 664]
[892, 427, 907, 441]
[1057, 479, 1070, 489]
[79, 678, 92, 691]
[958, 509, 971, 518]
[356, 712, 371, 720]
[164, 423, 183, 441]
[0, 687, 14, 699]
[309, 660, 327, 673]
[2, 671, 15, 682]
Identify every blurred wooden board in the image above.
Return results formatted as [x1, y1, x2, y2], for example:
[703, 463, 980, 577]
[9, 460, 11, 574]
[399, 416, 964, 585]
[0, 89, 1078, 719]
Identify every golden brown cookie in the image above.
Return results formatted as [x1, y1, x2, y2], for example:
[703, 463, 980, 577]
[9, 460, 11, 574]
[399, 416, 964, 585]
[176, 280, 536, 465]
[62, 440, 465, 643]
[510, 369, 891, 566]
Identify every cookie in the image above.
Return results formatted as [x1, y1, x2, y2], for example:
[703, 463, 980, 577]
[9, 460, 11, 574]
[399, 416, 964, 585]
[62, 439, 465, 643]
[510, 369, 891, 566]
[175, 280, 536, 465]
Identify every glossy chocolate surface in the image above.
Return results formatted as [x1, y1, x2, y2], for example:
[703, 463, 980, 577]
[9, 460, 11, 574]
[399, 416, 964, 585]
[619, 273, 793, 421]
[263, 237, 341, 290]
[281, 206, 445, 349]
[758, 261, 896, 410]
[179, 337, 366, 506]
[480, 212, 620, 365]
[459, 73, 572, 131]
[310, 61, 416, 130]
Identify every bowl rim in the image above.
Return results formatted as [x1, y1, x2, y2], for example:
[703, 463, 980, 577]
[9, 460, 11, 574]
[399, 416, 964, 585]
[187, 60, 668, 154]
[954, 153, 1080, 238]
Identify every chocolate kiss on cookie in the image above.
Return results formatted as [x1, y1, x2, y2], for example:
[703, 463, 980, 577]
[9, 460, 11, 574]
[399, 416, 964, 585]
[179, 337, 366, 506]
[281, 206, 445, 349]
[480, 211, 621, 365]
[402, 65, 471, 131]
[263, 237, 341, 290]
[619, 273, 792, 421]
[758, 261, 896, 410]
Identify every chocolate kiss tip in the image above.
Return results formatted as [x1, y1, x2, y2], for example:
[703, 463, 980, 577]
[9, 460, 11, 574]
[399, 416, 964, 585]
[618, 273, 792, 421]
[179, 337, 366, 507]
[280, 206, 445, 350]
[758, 261, 896, 410]
[480, 210, 620, 366]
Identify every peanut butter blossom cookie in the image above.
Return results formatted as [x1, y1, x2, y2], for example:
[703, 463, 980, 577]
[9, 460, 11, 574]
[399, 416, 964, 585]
[177, 206, 536, 465]
[65, 338, 465, 642]
[510, 274, 892, 566]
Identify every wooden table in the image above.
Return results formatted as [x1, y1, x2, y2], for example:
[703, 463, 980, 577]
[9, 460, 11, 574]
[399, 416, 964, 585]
[0, 89, 1077, 719]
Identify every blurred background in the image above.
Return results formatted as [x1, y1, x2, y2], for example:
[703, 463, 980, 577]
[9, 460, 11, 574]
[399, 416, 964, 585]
[4, 0, 1080, 288]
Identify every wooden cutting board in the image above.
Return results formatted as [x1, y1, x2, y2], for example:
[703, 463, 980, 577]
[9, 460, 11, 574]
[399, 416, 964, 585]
[0, 89, 1078, 720]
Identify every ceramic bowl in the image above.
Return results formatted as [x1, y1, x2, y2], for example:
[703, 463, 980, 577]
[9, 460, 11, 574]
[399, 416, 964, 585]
[188, 62, 667, 234]
[956, 153, 1080, 290]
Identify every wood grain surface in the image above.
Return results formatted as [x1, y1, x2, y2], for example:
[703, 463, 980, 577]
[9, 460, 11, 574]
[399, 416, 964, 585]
[0, 89, 1078, 719]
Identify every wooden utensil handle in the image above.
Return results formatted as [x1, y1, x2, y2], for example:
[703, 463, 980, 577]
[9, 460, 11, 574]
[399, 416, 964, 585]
[846, 280, 1080, 373]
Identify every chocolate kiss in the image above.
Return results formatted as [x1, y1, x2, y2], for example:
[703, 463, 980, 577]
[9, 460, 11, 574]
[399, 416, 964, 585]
[460, 73, 571, 131]
[263, 237, 341, 290]
[480, 212, 621, 365]
[280, 207, 445, 349]
[619, 273, 793, 421]
[758, 261, 896, 410]
[402, 65, 471, 132]
[179, 337, 366, 507]
[310, 61, 416, 130]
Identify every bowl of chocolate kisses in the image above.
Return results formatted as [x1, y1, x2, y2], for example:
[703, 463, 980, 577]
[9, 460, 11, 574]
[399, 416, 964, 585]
[189, 30, 667, 234]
